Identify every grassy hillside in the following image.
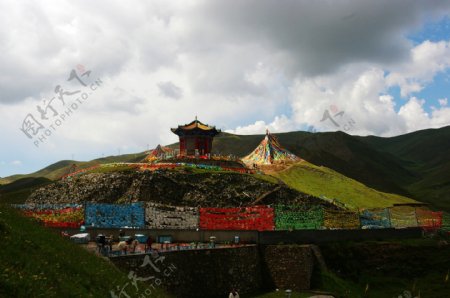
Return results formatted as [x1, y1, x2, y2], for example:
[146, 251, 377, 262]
[0, 153, 149, 206]
[0, 177, 53, 204]
[0, 204, 168, 297]
[274, 161, 415, 210]
[212, 131, 417, 195]
[360, 126, 450, 211]
[0, 152, 148, 185]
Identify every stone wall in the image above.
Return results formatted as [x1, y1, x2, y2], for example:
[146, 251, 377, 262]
[260, 245, 314, 291]
[110, 245, 262, 298]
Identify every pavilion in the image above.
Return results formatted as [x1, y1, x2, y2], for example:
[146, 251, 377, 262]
[171, 118, 221, 156]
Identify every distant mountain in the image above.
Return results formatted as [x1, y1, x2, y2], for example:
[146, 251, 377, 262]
[210, 126, 450, 211]
[1, 126, 449, 211]
[358, 126, 450, 211]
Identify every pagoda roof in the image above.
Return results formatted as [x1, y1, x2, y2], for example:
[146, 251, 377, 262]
[171, 118, 221, 135]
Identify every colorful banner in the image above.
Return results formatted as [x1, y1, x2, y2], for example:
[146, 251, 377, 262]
[389, 206, 418, 228]
[138, 162, 248, 174]
[85, 202, 145, 228]
[415, 208, 442, 229]
[199, 206, 274, 231]
[14, 202, 448, 232]
[61, 165, 100, 179]
[324, 209, 360, 229]
[17, 204, 84, 228]
[275, 205, 323, 230]
[359, 208, 391, 228]
[145, 202, 199, 229]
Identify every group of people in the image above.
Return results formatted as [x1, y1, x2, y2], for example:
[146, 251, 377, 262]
[96, 231, 153, 255]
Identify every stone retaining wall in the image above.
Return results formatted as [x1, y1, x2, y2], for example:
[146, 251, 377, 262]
[261, 245, 314, 291]
[110, 245, 262, 297]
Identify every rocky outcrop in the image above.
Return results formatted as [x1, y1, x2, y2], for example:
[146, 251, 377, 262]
[26, 170, 337, 209]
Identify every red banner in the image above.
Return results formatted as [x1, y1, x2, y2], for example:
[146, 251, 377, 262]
[22, 207, 84, 228]
[199, 206, 274, 231]
[416, 209, 442, 229]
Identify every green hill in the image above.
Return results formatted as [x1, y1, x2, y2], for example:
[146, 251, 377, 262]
[1, 126, 449, 211]
[0, 153, 146, 204]
[0, 153, 148, 185]
[0, 204, 168, 297]
[0, 177, 52, 204]
[359, 126, 450, 211]
[274, 161, 416, 210]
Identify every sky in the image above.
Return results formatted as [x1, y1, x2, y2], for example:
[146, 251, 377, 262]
[1, 0, 450, 177]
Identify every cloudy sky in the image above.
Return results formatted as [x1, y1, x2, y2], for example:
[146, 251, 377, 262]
[1, 0, 450, 177]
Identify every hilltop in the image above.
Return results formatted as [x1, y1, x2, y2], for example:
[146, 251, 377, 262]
[18, 162, 412, 211]
[25, 167, 340, 210]
[1, 126, 449, 210]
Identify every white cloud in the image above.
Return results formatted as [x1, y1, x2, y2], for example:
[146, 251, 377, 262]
[386, 40, 450, 97]
[439, 98, 448, 107]
[1, 1, 450, 176]
[398, 97, 430, 131]
[399, 97, 450, 132]
[284, 43, 450, 137]
[286, 65, 404, 136]
[226, 115, 296, 135]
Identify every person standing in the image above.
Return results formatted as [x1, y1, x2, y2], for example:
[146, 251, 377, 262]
[145, 235, 153, 253]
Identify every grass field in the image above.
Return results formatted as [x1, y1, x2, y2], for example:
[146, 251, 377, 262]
[0, 204, 169, 297]
[274, 161, 416, 210]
